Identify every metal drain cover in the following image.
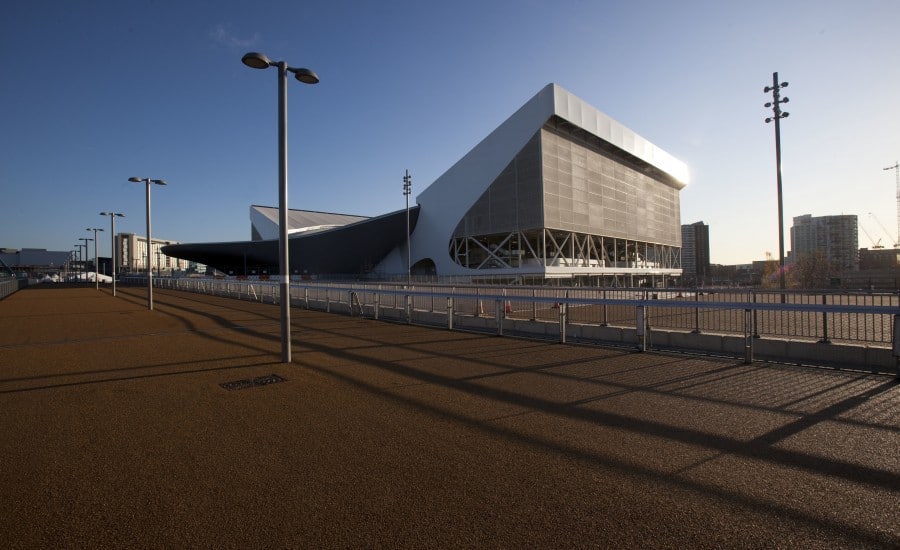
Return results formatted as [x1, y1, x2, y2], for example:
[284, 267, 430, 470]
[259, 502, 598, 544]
[220, 374, 287, 391]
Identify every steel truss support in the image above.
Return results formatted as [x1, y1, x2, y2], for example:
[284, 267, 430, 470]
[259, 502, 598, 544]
[450, 229, 681, 272]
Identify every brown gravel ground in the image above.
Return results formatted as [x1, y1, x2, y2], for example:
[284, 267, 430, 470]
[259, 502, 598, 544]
[1, 286, 899, 549]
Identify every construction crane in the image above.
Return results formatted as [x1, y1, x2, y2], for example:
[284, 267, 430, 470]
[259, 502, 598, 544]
[886, 161, 900, 247]
[859, 221, 884, 249]
[869, 212, 897, 248]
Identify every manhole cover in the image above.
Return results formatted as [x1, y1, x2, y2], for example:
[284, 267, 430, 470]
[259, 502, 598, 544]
[220, 373, 287, 391]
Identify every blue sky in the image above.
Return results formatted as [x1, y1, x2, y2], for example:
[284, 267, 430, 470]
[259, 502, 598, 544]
[2, 0, 898, 266]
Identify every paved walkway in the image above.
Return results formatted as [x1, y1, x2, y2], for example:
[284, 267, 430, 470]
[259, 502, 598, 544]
[1, 286, 898, 548]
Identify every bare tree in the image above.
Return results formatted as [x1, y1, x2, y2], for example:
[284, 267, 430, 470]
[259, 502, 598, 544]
[790, 251, 836, 289]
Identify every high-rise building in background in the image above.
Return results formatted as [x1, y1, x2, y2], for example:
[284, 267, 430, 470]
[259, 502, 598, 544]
[680, 221, 710, 284]
[789, 214, 858, 270]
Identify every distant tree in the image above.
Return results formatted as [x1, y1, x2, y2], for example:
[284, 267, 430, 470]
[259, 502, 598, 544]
[790, 251, 836, 289]
[760, 252, 781, 288]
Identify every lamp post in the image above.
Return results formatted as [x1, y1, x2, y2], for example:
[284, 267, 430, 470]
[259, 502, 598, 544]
[242, 51, 319, 364]
[78, 238, 93, 283]
[764, 72, 790, 299]
[403, 170, 412, 286]
[100, 212, 125, 296]
[87, 227, 104, 290]
[73, 245, 82, 280]
[128, 177, 166, 310]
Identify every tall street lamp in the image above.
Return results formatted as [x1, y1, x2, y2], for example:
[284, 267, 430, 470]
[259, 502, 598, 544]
[74, 245, 82, 279]
[242, 51, 319, 364]
[78, 238, 93, 283]
[764, 72, 790, 298]
[87, 227, 104, 290]
[100, 212, 125, 296]
[128, 177, 166, 310]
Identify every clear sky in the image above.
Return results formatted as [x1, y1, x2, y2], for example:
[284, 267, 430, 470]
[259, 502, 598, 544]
[2, 0, 898, 266]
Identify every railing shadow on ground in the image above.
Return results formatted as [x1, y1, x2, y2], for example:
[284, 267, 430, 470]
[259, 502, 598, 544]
[2, 285, 898, 546]
[151, 277, 900, 374]
[288, 324, 900, 547]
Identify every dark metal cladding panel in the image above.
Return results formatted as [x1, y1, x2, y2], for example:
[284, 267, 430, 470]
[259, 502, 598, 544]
[163, 207, 419, 276]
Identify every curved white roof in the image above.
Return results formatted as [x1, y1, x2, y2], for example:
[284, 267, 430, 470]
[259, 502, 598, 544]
[391, 83, 688, 277]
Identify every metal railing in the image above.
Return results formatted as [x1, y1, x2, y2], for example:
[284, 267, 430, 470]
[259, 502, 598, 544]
[147, 278, 900, 347]
[0, 277, 17, 300]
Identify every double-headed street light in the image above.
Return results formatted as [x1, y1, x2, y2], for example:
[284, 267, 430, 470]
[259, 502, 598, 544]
[100, 212, 125, 296]
[86, 227, 105, 290]
[241, 51, 319, 364]
[78, 237, 93, 283]
[764, 72, 790, 298]
[128, 177, 166, 310]
[74, 244, 83, 278]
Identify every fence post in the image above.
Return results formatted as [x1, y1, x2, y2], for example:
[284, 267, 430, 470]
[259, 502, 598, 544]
[601, 289, 608, 327]
[691, 290, 701, 334]
[374, 291, 380, 320]
[744, 308, 754, 364]
[559, 300, 567, 344]
[475, 287, 481, 318]
[406, 294, 411, 324]
[636, 304, 646, 351]
[893, 315, 900, 380]
[818, 293, 831, 344]
[496, 299, 503, 336]
[447, 297, 453, 331]
[752, 290, 760, 338]
[531, 288, 537, 321]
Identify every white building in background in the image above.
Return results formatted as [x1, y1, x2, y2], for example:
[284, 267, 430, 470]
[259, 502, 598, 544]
[116, 233, 186, 275]
[166, 83, 689, 286]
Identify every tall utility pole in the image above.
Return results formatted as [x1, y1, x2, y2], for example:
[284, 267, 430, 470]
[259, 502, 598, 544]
[403, 170, 412, 286]
[885, 161, 900, 247]
[764, 72, 790, 296]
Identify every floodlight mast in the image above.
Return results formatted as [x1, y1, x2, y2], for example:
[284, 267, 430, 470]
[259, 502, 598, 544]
[764, 72, 790, 299]
[403, 170, 412, 286]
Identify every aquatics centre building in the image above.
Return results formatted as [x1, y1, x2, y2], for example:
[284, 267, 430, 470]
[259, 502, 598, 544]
[164, 83, 689, 285]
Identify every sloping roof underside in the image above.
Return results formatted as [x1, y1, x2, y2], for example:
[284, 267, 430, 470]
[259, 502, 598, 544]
[252, 205, 369, 231]
[165, 207, 419, 276]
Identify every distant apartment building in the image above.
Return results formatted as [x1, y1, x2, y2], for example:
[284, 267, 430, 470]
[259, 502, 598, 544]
[789, 214, 858, 270]
[116, 233, 185, 275]
[681, 221, 710, 283]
